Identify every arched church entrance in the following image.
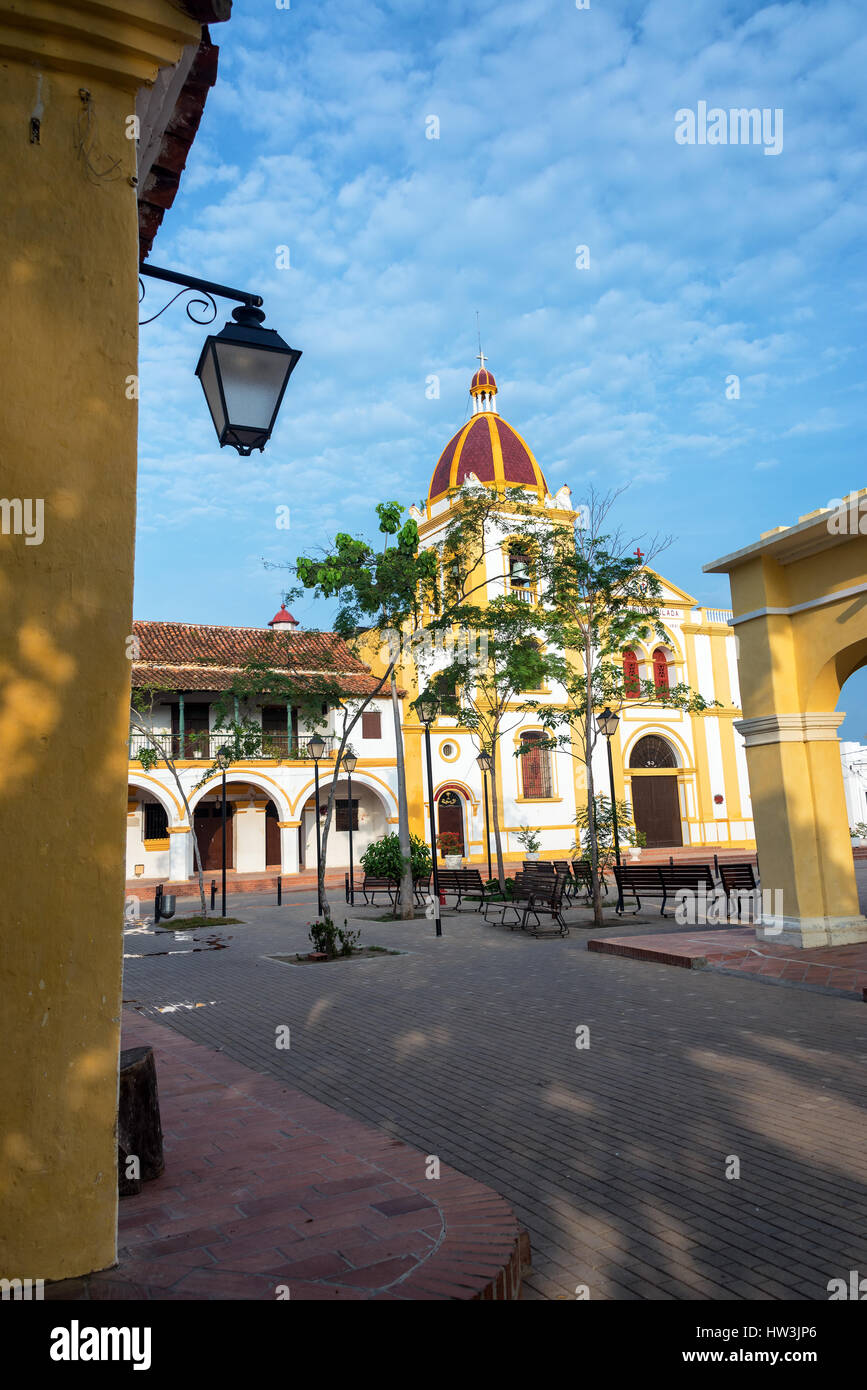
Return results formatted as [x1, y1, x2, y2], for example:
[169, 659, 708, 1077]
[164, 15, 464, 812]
[436, 787, 466, 855]
[629, 735, 682, 848]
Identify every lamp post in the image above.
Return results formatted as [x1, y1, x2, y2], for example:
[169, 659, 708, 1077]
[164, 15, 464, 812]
[415, 693, 442, 937]
[476, 750, 493, 883]
[139, 263, 301, 456]
[343, 751, 357, 905]
[216, 746, 231, 918]
[308, 734, 326, 917]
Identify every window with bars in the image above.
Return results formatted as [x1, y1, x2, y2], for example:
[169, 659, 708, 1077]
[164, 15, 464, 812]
[519, 731, 553, 799]
[335, 799, 359, 832]
[144, 802, 168, 840]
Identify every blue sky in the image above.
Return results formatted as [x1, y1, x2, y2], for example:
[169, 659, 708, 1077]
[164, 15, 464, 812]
[136, 0, 867, 735]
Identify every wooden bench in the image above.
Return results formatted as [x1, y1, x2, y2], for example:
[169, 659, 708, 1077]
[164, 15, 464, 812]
[614, 863, 716, 916]
[717, 862, 760, 919]
[485, 871, 537, 929]
[521, 874, 569, 936]
[347, 874, 397, 906]
[571, 860, 609, 903]
[437, 868, 490, 911]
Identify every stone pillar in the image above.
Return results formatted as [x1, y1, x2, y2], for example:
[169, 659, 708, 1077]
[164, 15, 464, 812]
[737, 712, 867, 947]
[0, 0, 204, 1283]
[168, 827, 191, 881]
[279, 822, 301, 874]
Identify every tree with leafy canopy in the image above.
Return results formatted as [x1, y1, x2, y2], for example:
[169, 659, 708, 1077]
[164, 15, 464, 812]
[193, 628, 394, 925]
[421, 483, 561, 892]
[290, 502, 440, 919]
[526, 486, 717, 926]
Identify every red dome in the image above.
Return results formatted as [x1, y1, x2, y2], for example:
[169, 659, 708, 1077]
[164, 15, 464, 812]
[428, 413, 547, 506]
[470, 367, 497, 392]
[268, 604, 298, 628]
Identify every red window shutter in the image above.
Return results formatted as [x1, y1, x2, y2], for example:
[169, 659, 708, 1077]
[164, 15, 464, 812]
[362, 710, 381, 739]
[623, 650, 640, 698]
[652, 648, 669, 693]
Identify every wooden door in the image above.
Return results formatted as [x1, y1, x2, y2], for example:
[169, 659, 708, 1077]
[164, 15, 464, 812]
[194, 803, 234, 870]
[631, 776, 682, 848]
[436, 791, 465, 854]
[265, 802, 281, 867]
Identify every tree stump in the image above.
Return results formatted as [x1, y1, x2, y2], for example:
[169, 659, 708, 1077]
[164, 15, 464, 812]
[117, 1045, 164, 1197]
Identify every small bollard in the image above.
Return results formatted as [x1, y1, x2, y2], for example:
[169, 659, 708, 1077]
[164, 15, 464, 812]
[154, 884, 163, 924]
[277, 876, 282, 906]
[210, 879, 216, 911]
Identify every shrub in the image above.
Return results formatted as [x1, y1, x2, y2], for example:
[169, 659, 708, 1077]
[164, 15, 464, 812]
[360, 833, 432, 880]
[436, 830, 462, 855]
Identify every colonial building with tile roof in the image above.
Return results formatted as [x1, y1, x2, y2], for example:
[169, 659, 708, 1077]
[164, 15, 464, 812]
[127, 362, 756, 891]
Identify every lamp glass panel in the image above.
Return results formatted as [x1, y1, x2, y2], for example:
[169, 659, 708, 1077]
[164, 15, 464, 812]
[198, 346, 226, 435]
[213, 340, 291, 430]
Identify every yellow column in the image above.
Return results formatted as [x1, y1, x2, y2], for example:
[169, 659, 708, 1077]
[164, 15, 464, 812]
[0, 1, 201, 1281]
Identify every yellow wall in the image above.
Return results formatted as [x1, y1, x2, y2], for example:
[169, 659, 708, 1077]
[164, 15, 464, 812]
[0, 1, 200, 1280]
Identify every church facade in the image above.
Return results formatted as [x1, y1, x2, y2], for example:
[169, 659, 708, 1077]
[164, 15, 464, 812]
[126, 365, 755, 886]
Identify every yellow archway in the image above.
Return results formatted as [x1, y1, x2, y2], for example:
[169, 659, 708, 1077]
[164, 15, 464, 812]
[706, 493, 867, 947]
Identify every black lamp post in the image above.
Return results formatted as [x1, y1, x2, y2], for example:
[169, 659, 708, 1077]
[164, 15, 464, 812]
[308, 734, 326, 917]
[415, 693, 442, 937]
[216, 745, 231, 918]
[139, 263, 301, 456]
[476, 750, 493, 883]
[343, 751, 357, 905]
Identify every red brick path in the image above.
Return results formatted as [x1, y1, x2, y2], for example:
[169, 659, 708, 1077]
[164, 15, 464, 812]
[47, 1011, 527, 1300]
[588, 927, 867, 997]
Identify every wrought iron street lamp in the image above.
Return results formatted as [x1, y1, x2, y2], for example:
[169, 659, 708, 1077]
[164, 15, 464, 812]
[476, 750, 493, 883]
[415, 694, 442, 937]
[140, 263, 301, 456]
[343, 751, 357, 905]
[595, 707, 622, 911]
[308, 734, 326, 917]
[216, 745, 231, 918]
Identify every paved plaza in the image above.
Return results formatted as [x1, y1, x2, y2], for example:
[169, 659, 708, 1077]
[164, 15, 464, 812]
[123, 894, 867, 1300]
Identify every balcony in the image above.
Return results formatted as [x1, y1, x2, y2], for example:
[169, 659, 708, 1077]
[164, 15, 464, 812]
[510, 584, 534, 604]
[128, 731, 337, 763]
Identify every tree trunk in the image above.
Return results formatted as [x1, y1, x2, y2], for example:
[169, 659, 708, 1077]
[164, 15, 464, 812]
[489, 755, 507, 893]
[130, 718, 207, 918]
[390, 670, 415, 919]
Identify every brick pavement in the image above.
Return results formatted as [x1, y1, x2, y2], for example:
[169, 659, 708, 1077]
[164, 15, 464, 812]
[122, 899, 867, 1300]
[48, 1012, 524, 1301]
[589, 928, 867, 998]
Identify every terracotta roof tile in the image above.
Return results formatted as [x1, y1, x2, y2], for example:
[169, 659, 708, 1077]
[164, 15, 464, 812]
[131, 620, 386, 697]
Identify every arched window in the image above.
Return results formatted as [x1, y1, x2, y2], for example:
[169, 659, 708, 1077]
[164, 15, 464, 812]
[508, 544, 534, 602]
[623, 649, 640, 698]
[652, 647, 670, 693]
[519, 731, 553, 799]
[629, 735, 677, 769]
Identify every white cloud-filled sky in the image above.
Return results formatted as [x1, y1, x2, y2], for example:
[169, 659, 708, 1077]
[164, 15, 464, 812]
[136, 0, 867, 732]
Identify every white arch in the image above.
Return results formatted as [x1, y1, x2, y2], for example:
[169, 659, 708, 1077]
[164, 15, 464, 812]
[128, 772, 182, 824]
[290, 770, 396, 818]
[187, 769, 292, 819]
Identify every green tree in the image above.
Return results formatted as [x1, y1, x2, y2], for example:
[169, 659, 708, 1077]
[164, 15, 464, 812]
[195, 629, 393, 924]
[527, 487, 716, 925]
[292, 503, 439, 918]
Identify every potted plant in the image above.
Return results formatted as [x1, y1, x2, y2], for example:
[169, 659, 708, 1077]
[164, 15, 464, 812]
[850, 823, 867, 848]
[436, 830, 463, 867]
[574, 796, 646, 867]
[516, 825, 542, 860]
